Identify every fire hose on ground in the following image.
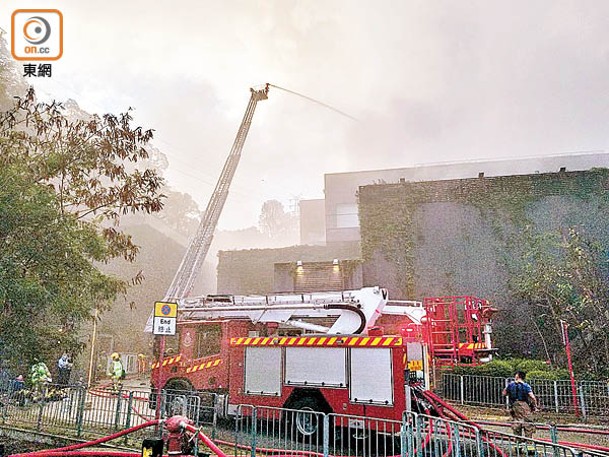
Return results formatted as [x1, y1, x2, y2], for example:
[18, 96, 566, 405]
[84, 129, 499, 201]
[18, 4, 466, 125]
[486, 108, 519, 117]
[7, 417, 230, 457]
[422, 389, 609, 455]
[8, 421, 160, 457]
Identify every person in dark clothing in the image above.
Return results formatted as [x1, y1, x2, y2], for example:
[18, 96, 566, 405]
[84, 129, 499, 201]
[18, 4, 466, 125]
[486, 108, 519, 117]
[57, 353, 73, 386]
[502, 371, 538, 438]
[11, 375, 25, 391]
[10, 375, 25, 406]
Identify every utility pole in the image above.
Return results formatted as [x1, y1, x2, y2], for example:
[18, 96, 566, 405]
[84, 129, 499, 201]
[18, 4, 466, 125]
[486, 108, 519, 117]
[87, 308, 98, 387]
[561, 320, 580, 417]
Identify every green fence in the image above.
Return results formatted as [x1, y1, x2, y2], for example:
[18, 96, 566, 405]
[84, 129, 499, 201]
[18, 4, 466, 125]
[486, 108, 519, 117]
[0, 382, 606, 457]
[442, 373, 609, 418]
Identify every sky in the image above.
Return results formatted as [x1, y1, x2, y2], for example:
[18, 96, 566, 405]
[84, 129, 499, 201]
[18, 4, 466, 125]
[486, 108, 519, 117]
[1, 1, 608, 230]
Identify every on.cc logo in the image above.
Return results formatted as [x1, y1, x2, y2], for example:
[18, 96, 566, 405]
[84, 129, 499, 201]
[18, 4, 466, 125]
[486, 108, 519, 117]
[11, 9, 63, 61]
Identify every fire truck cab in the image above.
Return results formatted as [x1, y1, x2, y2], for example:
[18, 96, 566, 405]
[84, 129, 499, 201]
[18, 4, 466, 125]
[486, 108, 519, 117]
[150, 286, 496, 423]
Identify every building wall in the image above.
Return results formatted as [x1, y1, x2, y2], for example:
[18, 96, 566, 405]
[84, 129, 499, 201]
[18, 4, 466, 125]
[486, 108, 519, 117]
[217, 242, 361, 295]
[274, 260, 363, 293]
[358, 169, 609, 301]
[324, 152, 609, 244]
[299, 199, 326, 245]
[217, 155, 609, 297]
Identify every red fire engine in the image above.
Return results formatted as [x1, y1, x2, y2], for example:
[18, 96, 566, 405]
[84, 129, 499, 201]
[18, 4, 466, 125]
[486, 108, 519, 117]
[150, 286, 496, 424]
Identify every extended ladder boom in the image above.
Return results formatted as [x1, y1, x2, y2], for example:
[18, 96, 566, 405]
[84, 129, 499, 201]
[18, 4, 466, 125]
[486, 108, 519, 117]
[178, 286, 389, 335]
[164, 85, 270, 301]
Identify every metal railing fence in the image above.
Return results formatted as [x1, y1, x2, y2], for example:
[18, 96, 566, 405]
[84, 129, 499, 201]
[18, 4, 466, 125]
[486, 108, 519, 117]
[329, 413, 402, 457]
[0, 383, 215, 440]
[1, 382, 607, 457]
[0, 382, 86, 434]
[442, 373, 609, 418]
[232, 408, 589, 457]
[233, 405, 327, 457]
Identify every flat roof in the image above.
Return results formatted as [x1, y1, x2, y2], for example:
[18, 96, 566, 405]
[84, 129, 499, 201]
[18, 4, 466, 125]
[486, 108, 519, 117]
[325, 150, 608, 182]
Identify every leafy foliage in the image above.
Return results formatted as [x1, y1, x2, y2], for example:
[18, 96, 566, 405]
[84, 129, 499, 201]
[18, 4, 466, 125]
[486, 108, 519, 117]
[0, 90, 165, 372]
[0, 167, 123, 368]
[0, 88, 164, 262]
[157, 190, 201, 236]
[509, 227, 609, 378]
[451, 358, 568, 379]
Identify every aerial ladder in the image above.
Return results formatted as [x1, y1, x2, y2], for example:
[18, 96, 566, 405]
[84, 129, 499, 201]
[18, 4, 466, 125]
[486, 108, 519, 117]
[163, 84, 270, 302]
[149, 84, 268, 414]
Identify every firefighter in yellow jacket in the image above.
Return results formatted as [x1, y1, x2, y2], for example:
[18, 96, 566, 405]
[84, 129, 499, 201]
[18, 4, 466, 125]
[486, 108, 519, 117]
[30, 359, 52, 401]
[107, 353, 125, 393]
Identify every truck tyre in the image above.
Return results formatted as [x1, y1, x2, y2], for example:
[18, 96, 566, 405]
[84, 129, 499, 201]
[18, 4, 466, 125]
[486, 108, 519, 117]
[164, 378, 192, 394]
[162, 379, 194, 418]
[287, 396, 326, 439]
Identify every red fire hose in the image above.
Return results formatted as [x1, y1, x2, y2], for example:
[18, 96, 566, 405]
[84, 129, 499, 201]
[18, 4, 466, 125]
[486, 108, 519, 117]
[9, 420, 160, 457]
[423, 390, 609, 454]
[183, 423, 227, 457]
[11, 453, 142, 457]
[421, 390, 508, 457]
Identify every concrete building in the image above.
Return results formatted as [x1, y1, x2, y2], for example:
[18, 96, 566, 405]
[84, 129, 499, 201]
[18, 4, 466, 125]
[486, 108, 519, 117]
[324, 151, 609, 244]
[217, 152, 609, 296]
[299, 199, 326, 245]
[358, 167, 609, 300]
[274, 259, 363, 293]
[217, 243, 361, 295]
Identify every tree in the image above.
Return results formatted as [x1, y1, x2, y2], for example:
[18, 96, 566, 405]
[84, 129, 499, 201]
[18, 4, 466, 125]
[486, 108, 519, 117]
[0, 166, 124, 368]
[0, 88, 164, 262]
[157, 190, 201, 236]
[258, 200, 298, 243]
[0, 89, 165, 370]
[509, 227, 609, 377]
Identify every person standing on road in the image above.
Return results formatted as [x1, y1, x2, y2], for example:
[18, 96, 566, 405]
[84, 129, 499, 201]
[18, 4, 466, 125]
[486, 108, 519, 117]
[10, 375, 26, 405]
[30, 359, 52, 401]
[57, 353, 73, 386]
[108, 352, 125, 393]
[137, 353, 147, 379]
[502, 370, 538, 438]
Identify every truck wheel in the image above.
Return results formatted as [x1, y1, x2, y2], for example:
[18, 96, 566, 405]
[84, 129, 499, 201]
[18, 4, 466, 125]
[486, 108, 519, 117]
[163, 379, 194, 417]
[289, 396, 324, 438]
[164, 379, 192, 394]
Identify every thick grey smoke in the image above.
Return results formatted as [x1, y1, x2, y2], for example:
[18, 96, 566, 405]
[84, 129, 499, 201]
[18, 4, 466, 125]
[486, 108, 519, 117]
[1, 0, 607, 229]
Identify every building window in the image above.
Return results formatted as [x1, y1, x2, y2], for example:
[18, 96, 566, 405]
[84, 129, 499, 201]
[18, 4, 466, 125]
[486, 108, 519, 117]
[336, 203, 359, 228]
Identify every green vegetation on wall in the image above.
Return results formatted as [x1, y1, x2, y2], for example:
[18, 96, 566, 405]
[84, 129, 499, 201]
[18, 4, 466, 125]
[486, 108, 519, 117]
[359, 169, 609, 299]
[359, 169, 609, 376]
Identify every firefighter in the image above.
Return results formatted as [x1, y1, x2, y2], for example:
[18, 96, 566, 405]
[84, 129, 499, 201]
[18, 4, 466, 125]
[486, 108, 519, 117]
[30, 359, 52, 401]
[107, 352, 125, 393]
[137, 353, 147, 379]
[502, 370, 538, 438]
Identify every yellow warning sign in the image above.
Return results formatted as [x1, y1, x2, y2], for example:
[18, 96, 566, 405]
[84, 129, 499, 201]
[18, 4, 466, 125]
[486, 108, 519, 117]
[154, 301, 177, 318]
[407, 360, 423, 371]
